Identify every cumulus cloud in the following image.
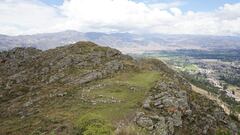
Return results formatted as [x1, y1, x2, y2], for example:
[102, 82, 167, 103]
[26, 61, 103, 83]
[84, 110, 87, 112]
[0, 0, 65, 35]
[0, 0, 240, 35]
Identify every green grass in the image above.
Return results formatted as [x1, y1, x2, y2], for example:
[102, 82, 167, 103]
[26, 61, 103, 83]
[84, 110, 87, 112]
[0, 71, 161, 135]
[75, 113, 113, 135]
[232, 105, 240, 113]
[0, 70, 161, 135]
[82, 71, 161, 121]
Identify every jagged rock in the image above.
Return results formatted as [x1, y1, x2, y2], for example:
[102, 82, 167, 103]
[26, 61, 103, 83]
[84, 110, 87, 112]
[143, 98, 151, 110]
[106, 48, 121, 58]
[0, 47, 41, 77]
[154, 99, 162, 107]
[91, 51, 105, 58]
[48, 73, 65, 83]
[161, 96, 176, 108]
[171, 111, 182, 127]
[8, 72, 28, 84]
[154, 92, 170, 99]
[57, 92, 68, 97]
[154, 117, 168, 135]
[79, 71, 102, 84]
[59, 56, 73, 67]
[135, 112, 145, 119]
[104, 60, 123, 73]
[150, 115, 161, 121]
[230, 122, 238, 134]
[213, 108, 227, 120]
[23, 100, 33, 107]
[77, 61, 88, 67]
[92, 102, 97, 105]
[41, 67, 49, 74]
[185, 109, 192, 116]
[139, 82, 191, 134]
[166, 118, 175, 135]
[136, 115, 154, 130]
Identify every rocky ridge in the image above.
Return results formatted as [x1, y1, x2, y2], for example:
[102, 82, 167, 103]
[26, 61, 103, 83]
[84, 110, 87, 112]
[0, 42, 129, 103]
[0, 41, 239, 135]
[135, 80, 240, 135]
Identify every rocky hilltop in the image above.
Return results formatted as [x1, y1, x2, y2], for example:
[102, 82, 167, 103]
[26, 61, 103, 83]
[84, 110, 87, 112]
[0, 42, 239, 135]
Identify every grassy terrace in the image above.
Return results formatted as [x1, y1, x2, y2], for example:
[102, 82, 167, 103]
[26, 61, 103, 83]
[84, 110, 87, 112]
[87, 71, 160, 120]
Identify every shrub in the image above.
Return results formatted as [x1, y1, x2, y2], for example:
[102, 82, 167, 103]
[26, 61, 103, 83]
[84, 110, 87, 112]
[83, 123, 113, 135]
[216, 129, 231, 135]
[116, 125, 147, 135]
[75, 113, 113, 135]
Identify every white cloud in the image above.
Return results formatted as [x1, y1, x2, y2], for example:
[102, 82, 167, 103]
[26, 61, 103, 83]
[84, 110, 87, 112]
[0, 0, 240, 35]
[0, 0, 65, 35]
[148, 1, 183, 10]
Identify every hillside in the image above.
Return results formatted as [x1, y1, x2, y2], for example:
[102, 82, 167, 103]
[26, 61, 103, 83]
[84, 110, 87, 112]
[0, 42, 239, 135]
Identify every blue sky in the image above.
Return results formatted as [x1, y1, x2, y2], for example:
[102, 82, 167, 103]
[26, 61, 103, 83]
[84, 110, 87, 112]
[40, 0, 240, 12]
[178, 0, 240, 12]
[40, 0, 63, 6]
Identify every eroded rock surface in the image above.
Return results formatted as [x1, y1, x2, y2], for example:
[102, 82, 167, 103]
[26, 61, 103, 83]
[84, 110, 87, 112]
[136, 80, 240, 135]
[135, 81, 190, 135]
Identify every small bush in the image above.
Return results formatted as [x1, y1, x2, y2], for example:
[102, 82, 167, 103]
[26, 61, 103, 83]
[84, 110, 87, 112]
[83, 123, 112, 135]
[216, 129, 231, 135]
[75, 113, 113, 135]
[116, 125, 147, 135]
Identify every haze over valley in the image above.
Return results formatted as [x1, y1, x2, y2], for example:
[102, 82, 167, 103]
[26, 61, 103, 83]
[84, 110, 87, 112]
[1, 31, 240, 53]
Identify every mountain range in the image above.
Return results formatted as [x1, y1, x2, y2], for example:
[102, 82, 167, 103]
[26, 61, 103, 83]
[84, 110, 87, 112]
[1, 31, 240, 53]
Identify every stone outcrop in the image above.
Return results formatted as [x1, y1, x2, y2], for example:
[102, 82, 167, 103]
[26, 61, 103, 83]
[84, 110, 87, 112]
[135, 80, 240, 135]
[0, 41, 131, 106]
[135, 81, 190, 135]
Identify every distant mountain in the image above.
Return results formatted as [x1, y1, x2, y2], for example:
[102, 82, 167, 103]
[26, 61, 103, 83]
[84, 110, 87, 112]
[1, 31, 240, 53]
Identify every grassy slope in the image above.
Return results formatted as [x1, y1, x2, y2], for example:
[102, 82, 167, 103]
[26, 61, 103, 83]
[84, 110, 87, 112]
[0, 70, 161, 135]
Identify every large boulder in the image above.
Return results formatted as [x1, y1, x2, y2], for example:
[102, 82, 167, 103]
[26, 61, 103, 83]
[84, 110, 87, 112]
[79, 71, 103, 84]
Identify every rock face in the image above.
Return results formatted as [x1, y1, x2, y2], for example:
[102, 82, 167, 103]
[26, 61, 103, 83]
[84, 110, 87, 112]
[0, 47, 42, 77]
[135, 78, 240, 135]
[0, 41, 131, 106]
[135, 81, 191, 135]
